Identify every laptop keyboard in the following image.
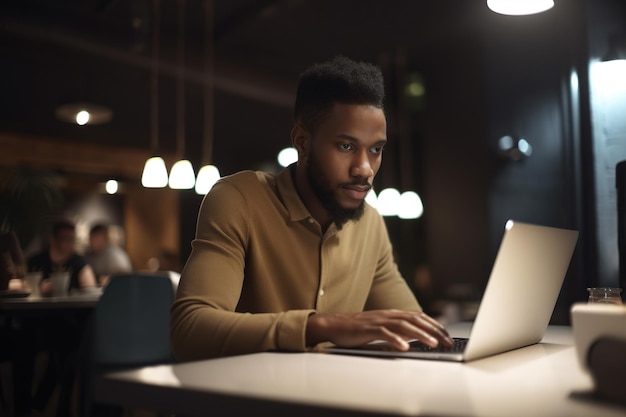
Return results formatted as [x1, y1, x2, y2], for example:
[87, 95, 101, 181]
[408, 337, 468, 353]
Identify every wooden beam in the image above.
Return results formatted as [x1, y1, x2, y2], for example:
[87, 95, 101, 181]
[0, 131, 178, 181]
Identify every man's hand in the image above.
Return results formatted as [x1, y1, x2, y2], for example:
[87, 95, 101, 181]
[306, 310, 453, 351]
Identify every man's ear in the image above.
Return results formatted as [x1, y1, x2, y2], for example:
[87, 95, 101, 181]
[290, 123, 310, 159]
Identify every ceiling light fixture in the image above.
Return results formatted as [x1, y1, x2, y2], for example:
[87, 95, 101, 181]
[397, 191, 424, 219]
[169, 0, 196, 190]
[487, 0, 554, 16]
[105, 179, 119, 194]
[55, 102, 112, 126]
[195, 164, 220, 195]
[277, 147, 298, 168]
[369, 188, 424, 219]
[141, 0, 168, 188]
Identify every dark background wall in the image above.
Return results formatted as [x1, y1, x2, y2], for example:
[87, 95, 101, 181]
[481, 1, 586, 323]
[175, 0, 626, 324]
[585, 0, 626, 290]
[2, 0, 626, 325]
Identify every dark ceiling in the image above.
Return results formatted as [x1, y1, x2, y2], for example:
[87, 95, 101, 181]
[0, 0, 492, 179]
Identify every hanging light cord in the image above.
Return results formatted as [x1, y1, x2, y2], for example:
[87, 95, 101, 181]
[150, 0, 160, 154]
[203, 0, 214, 166]
[176, 0, 186, 159]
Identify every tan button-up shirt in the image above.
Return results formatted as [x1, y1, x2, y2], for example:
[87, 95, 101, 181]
[170, 167, 420, 361]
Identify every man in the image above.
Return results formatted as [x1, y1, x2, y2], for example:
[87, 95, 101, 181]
[28, 219, 97, 294]
[85, 222, 133, 286]
[170, 56, 452, 361]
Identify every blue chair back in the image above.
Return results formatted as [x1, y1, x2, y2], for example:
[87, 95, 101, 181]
[93, 273, 174, 366]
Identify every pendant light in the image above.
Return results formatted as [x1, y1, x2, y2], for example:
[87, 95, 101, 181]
[169, 0, 196, 190]
[55, 102, 112, 126]
[141, 0, 168, 188]
[487, 0, 554, 16]
[195, 0, 220, 195]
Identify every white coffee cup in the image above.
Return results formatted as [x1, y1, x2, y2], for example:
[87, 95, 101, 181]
[24, 272, 43, 296]
[49, 271, 70, 296]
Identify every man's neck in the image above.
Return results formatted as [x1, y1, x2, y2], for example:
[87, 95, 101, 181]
[291, 164, 332, 230]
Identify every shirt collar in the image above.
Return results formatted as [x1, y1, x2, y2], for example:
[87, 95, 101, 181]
[276, 164, 313, 222]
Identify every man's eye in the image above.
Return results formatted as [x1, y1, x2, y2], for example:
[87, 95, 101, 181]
[338, 143, 354, 151]
[370, 146, 384, 154]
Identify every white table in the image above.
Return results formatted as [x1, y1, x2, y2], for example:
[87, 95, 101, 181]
[95, 323, 626, 417]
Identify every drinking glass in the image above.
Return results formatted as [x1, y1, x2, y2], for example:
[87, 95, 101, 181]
[587, 287, 623, 305]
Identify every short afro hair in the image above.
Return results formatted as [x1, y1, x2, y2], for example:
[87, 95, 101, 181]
[293, 55, 385, 133]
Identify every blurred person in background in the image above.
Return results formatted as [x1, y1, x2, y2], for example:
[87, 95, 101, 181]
[27, 219, 97, 295]
[84, 222, 133, 286]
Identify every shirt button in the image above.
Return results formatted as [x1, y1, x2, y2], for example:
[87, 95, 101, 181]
[308, 217, 314, 224]
[319, 289, 325, 297]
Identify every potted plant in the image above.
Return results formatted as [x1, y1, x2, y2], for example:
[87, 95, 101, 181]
[0, 166, 64, 251]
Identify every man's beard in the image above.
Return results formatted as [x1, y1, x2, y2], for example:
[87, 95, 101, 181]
[306, 152, 366, 230]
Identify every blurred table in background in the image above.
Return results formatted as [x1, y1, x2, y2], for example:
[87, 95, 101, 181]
[0, 290, 102, 416]
[0, 291, 101, 312]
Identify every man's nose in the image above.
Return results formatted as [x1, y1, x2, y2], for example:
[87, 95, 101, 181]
[351, 152, 374, 178]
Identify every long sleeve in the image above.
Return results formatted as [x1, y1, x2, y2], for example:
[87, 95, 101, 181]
[170, 169, 420, 361]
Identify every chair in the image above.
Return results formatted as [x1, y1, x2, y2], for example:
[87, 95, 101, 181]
[85, 272, 176, 416]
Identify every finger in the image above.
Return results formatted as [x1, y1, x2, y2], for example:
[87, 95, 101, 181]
[378, 316, 441, 348]
[409, 313, 454, 347]
[377, 326, 411, 351]
[410, 327, 440, 348]
[419, 312, 448, 330]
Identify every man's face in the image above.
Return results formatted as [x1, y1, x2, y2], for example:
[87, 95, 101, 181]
[304, 103, 386, 227]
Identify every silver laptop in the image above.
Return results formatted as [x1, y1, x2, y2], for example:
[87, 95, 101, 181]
[324, 220, 579, 362]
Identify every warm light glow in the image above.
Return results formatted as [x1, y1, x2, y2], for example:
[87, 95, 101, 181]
[278, 147, 298, 167]
[397, 191, 424, 219]
[169, 159, 196, 189]
[55, 102, 112, 125]
[376, 188, 401, 216]
[487, 0, 554, 15]
[365, 189, 378, 209]
[195, 164, 221, 195]
[76, 110, 90, 125]
[141, 157, 169, 188]
[105, 180, 118, 194]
